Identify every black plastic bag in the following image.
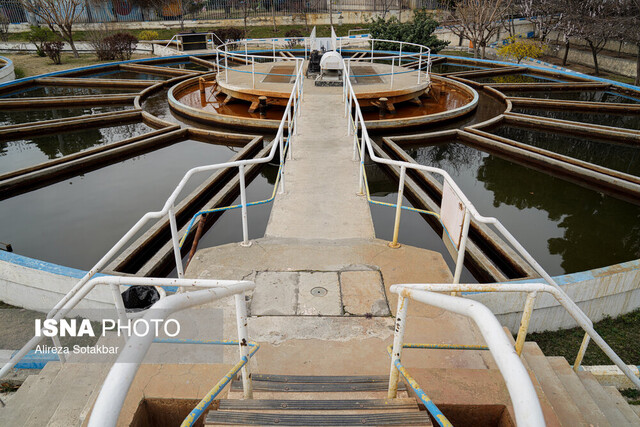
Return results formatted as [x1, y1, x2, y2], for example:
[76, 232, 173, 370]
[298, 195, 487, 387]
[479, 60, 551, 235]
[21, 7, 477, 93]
[121, 286, 160, 311]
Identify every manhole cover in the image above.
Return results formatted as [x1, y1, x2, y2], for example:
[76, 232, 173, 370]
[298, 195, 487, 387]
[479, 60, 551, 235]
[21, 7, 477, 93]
[310, 287, 328, 297]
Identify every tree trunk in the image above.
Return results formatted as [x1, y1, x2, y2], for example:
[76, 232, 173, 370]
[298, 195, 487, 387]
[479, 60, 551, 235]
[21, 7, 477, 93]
[588, 40, 599, 75]
[562, 40, 570, 66]
[329, 0, 333, 27]
[61, 26, 79, 58]
[636, 43, 640, 86]
[272, 0, 277, 32]
[481, 43, 486, 59]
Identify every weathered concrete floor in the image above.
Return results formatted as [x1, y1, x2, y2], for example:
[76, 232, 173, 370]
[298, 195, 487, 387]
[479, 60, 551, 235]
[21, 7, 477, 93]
[265, 80, 375, 240]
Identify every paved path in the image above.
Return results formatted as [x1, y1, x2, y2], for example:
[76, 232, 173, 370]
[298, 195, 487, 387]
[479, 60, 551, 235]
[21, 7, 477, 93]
[265, 79, 375, 240]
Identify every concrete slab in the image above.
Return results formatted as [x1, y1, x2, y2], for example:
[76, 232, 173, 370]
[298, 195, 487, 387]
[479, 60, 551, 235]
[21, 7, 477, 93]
[340, 270, 390, 316]
[297, 272, 342, 316]
[251, 271, 298, 316]
[264, 78, 376, 240]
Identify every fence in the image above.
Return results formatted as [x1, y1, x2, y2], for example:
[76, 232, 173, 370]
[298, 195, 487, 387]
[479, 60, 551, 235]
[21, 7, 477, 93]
[0, 0, 446, 25]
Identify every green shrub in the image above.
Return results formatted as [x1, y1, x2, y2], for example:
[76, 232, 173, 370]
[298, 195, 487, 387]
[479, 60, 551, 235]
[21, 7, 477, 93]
[27, 25, 55, 57]
[369, 9, 449, 53]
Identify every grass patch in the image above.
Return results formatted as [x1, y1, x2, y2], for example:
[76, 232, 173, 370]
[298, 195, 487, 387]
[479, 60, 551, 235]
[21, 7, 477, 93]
[621, 388, 640, 405]
[13, 66, 25, 79]
[1, 52, 150, 78]
[528, 308, 640, 365]
[0, 300, 18, 309]
[439, 50, 475, 58]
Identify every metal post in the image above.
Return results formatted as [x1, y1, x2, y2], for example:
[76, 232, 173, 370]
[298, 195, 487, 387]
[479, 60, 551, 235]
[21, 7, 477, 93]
[451, 208, 471, 295]
[390, 57, 395, 89]
[417, 46, 422, 84]
[515, 292, 537, 355]
[251, 60, 255, 89]
[388, 295, 409, 398]
[238, 165, 251, 247]
[110, 284, 129, 341]
[371, 40, 374, 63]
[573, 333, 591, 371]
[272, 39, 276, 60]
[225, 45, 229, 82]
[358, 127, 366, 195]
[216, 49, 220, 74]
[168, 206, 185, 280]
[278, 134, 285, 194]
[347, 96, 352, 135]
[389, 166, 406, 249]
[234, 293, 253, 399]
[304, 38, 307, 60]
[245, 40, 248, 58]
[353, 120, 358, 161]
[398, 42, 403, 66]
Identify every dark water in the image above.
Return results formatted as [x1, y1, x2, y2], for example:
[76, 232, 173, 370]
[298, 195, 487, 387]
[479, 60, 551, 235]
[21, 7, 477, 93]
[196, 164, 278, 249]
[402, 141, 640, 276]
[492, 125, 640, 177]
[0, 140, 237, 270]
[502, 90, 640, 104]
[0, 122, 154, 174]
[431, 62, 489, 74]
[0, 105, 129, 127]
[511, 108, 640, 131]
[470, 73, 561, 84]
[164, 62, 210, 72]
[0, 86, 140, 98]
[80, 70, 168, 80]
[365, 162, 476, 283]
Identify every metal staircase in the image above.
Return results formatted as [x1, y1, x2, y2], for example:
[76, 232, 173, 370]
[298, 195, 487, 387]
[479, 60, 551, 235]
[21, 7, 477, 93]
[205, 374, 433, 426]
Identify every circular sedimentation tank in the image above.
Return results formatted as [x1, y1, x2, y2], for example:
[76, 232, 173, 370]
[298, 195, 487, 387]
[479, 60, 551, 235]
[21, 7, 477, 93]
[0, 37, 639, 313]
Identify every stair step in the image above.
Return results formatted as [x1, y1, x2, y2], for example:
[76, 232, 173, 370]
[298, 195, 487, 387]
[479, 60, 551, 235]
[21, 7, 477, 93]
[218, 398, 419, 411]
[206, 411, 432, 425]
[603, 386, 640, 425]
[546, 357, 610, 427]
[576, 371, 631, 427]
[231, 380, 405, 392]
[249, 374, 391, 384]
[522, 343, 587, 426]
[0, 362, 62, 426]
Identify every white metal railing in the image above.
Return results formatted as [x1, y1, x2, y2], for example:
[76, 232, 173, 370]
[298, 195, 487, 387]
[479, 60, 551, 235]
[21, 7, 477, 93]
[389, 285, 545, 427]
[87, 279, 256, 427]
[342, 57, 640, 391]
[0, 55, 304, 381]
[215, 36, 431, 90]
[164, 32, 219, 51]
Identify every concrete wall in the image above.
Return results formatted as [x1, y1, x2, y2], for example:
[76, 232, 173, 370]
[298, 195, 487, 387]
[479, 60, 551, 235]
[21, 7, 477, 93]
[0, 57, 15, 82]
[434, 19, 534, 49]
[545, 43, 638, 80]
[0, 251, 116, 319]
[468, 259, 640, 333]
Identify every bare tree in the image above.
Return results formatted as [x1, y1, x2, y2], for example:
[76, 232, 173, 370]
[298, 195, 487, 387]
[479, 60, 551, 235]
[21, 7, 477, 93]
[19, 0, 85, 57]
[444, 0, 513, 59]
[513, 0, 560, 41]
[616, 0, 640, 85]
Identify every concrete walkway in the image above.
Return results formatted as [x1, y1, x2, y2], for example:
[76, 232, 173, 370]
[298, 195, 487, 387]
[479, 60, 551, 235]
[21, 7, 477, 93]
[265, 80, 375, 240]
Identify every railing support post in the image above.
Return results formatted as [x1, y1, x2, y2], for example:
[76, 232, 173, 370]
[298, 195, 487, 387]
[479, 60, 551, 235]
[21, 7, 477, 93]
[168, 206, 185, 281]
[278, 134, 285, 194]
[573, 333, 591, 371]
[225, 45, 229, 82]
[418, 46, 422, 84]
[388, 295, 409, 398]
[390, 57, 395, 89]
[238, 165, 251, 247]
[358, 126, 366, 195]
[251, 59, 255, 89]
[451, 208, 471, 296]
[515, 291, 537, 355]
[389, 166, 406, 248]
[234, 293, 253, 399]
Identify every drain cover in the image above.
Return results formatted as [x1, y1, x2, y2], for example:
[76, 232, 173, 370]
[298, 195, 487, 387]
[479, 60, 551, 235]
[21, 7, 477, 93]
[310, 287, 328, 297]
